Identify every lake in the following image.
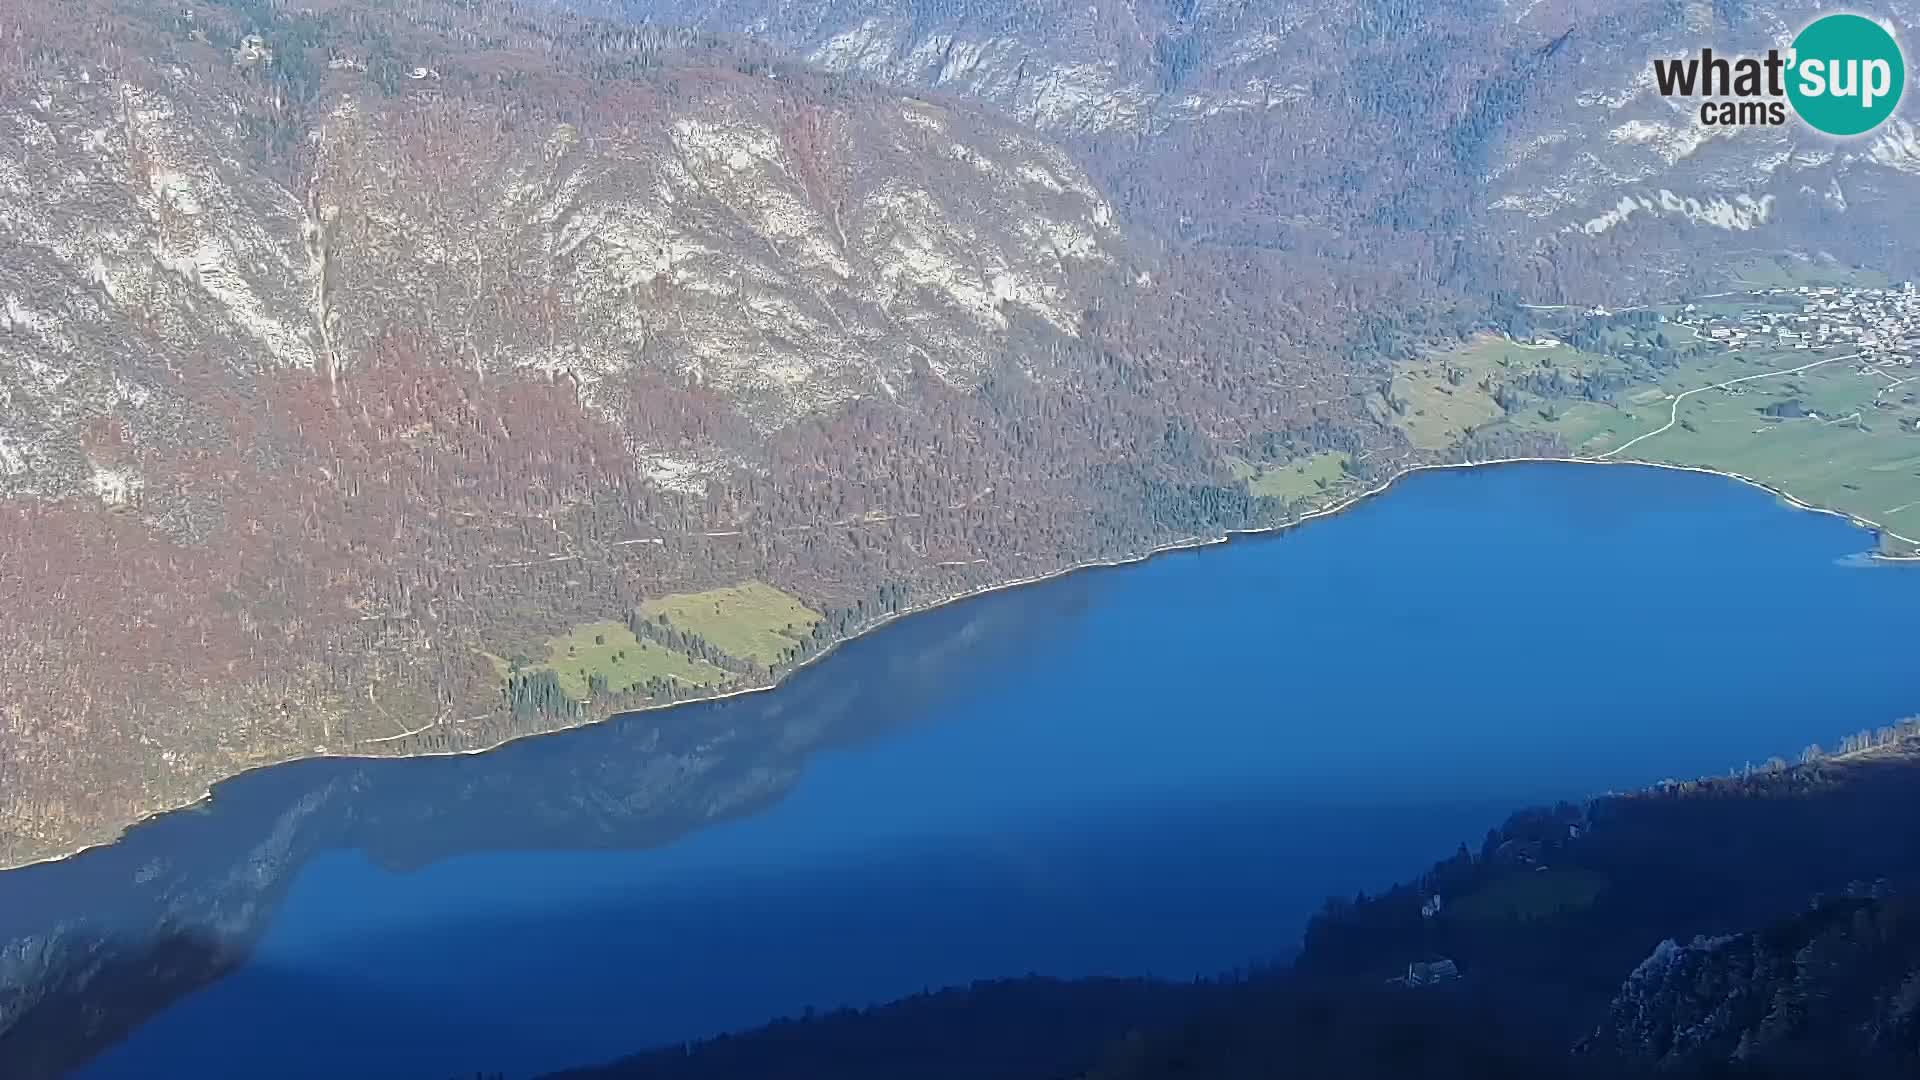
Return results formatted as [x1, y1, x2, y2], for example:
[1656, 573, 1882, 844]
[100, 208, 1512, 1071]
[39, 463, 1920, 1079]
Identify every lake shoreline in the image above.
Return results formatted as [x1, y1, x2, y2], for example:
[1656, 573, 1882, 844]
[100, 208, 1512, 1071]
[7, 454, 1915, 877]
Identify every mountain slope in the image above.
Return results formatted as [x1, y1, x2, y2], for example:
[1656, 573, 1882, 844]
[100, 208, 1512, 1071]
[602, 0, 1920, 302]
[0, 0, 1387, 868]
[6, 0, 1920, 869]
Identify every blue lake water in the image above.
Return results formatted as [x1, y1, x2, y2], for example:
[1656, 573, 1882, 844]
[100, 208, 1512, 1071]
[75, 463, 1920, 1079]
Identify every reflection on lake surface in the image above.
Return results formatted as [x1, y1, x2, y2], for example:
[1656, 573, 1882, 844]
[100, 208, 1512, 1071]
[4, 464, 1917, 1080]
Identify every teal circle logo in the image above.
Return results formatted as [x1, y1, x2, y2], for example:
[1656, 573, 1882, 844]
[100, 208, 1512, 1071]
[1787, 14, 1905, 136]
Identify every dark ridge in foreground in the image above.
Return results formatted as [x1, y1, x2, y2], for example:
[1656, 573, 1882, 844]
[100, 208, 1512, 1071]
[528, 727, 1920, 1080]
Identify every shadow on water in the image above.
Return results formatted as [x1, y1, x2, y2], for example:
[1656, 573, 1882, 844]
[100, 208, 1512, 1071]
[0, 572, 1099, 1080]
[6, 462, 1918, 1079]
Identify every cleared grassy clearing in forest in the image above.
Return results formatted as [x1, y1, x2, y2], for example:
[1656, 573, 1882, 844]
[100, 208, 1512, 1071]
[1392, 333, 1619, 450]
[485, 620, 728, 699]
[639, 581, 822, 666]
[1389, 336, 1507, 449]
[1228, 451, 1351, 500]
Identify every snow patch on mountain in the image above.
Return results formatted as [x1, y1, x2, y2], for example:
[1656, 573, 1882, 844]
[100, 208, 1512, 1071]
[1576, 190, 1774, 234]
[1608, 118, 1720, 167]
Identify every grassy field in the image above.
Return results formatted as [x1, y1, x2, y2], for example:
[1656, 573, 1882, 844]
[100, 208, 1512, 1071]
[1229, 451, 1351, 500]
[485, 620, 729, 699]
[1537, 350, 1920, 550]
[1389, 335, 1508, 449]
[1506, 349, 1763, 453]
[1451, 868, 1608, 924]
[478, 581, 822, 706]
[639, 581, 822, 665]
[1414, 286, 1920, 554]
[1391, 333, 1620, 450]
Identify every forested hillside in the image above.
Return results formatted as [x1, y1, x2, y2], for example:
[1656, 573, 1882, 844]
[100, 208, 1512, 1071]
[0, 0, 1400, 868]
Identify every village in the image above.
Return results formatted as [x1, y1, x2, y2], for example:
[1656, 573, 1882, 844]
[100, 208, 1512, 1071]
[1672, 281, 1920, 363]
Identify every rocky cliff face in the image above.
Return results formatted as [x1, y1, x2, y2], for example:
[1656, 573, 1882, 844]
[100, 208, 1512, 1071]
[592, 0, 1190, 138]
[305, 74, 1131, 430]
[1483, 1, 1920, 260]
[0, 8, 1129, 506]
[606, 0, 1920, 291]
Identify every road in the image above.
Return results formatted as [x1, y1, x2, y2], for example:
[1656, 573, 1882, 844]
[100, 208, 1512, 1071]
[1600, 352, 1863, 460]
